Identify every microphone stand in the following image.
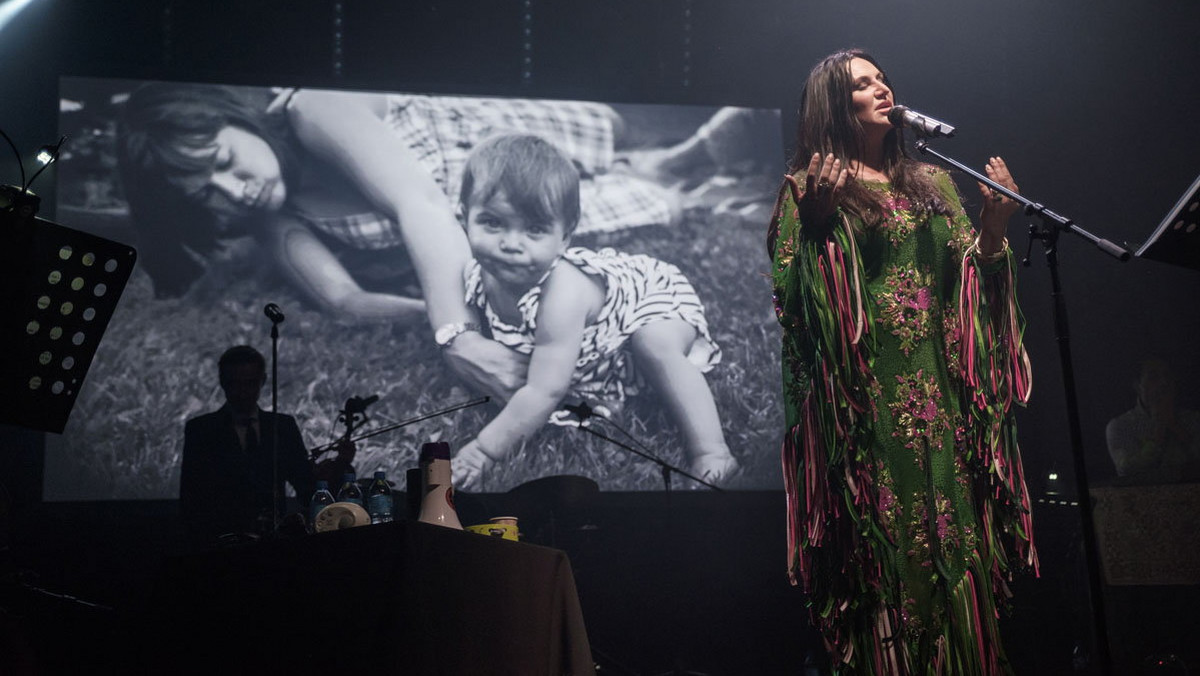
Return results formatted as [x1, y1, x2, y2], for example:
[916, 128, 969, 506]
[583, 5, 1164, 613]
[917, 140, 1126, 675]
[268, 317, 282, 534]
[564, 404, 724, 494]
[308, 396, 490, 460]
[564, 403, 720, 676]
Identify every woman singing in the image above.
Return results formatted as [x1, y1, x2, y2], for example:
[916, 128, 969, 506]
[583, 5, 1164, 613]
[769, 49, 1036, 674]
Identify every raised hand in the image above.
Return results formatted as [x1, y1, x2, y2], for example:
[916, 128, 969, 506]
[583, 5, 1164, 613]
[977, 156, 1020, 255]
[797, 152, 850, 227]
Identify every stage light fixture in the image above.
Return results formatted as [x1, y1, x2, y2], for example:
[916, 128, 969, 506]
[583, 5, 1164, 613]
[21, 135, 64, 192]
[0, 0, 40, 34]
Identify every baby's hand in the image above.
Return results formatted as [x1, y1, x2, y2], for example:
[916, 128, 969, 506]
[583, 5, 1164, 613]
[452, 440, 496, 491]
[690, 451, 740, 486]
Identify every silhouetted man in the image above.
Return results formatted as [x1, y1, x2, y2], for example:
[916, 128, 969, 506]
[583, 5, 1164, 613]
[180, 345, 350, 547]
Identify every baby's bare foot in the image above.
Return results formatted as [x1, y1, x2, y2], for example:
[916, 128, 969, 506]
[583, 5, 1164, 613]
[689, 451, 739, 485]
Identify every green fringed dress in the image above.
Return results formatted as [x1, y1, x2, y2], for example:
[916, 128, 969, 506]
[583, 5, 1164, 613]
[769, 166, 1037, 675]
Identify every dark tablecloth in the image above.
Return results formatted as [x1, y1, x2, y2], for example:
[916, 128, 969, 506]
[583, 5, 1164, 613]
[145, 519, 592, 675]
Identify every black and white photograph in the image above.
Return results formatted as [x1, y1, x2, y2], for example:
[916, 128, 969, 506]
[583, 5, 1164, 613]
[44, 77, 785, 499]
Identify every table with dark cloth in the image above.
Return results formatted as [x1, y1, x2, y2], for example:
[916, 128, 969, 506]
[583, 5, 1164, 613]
[142, 519, 592, 675]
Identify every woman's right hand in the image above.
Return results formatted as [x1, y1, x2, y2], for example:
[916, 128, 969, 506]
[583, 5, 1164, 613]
[442, 332, 529, 404]
[797, 152, 849, 226]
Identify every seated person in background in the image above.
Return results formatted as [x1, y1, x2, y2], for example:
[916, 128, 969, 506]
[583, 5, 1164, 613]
[1105, 358, 1200, 484]
[449, 134, 738, 490]
[180, 345, 354, 546]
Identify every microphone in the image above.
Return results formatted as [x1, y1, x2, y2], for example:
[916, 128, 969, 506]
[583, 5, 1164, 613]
[562, 402, 593, 421]
[887, 105, 956, 138]
[264, 303, 286, 324]
[344, 394, 379, 414]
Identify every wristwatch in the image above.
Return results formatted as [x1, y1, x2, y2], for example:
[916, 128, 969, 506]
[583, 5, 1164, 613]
[434, 322, 481, 349]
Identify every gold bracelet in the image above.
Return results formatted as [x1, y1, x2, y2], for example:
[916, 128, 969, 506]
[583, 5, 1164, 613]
[972, 236, 1009, 264]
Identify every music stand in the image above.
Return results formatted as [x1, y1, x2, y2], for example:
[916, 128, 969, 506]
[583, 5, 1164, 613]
[1, 195, 137, 433]
[1133, 173, 1200, 271]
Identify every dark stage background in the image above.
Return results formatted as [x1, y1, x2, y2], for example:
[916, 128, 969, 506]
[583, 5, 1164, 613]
[3, 0, 1199, 673]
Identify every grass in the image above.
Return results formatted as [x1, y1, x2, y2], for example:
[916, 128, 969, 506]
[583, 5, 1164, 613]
[46, 194, 786, 499]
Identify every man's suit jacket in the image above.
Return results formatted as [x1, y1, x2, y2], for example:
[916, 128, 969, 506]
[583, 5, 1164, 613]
[180, 404, 314, 545]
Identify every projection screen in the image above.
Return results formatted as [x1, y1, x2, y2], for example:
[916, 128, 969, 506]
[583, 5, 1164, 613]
[45, 76, 785, 498]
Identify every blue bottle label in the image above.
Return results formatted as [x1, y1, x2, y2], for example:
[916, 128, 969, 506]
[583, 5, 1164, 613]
[368, 493, 393, 524]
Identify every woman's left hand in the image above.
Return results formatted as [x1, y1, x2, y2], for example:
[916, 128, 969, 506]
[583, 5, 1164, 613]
[442, 332, 529, 404]
[977, 156, 1020, 254]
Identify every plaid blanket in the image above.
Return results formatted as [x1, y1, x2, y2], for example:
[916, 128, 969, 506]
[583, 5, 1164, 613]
[297, 95, 675, 251]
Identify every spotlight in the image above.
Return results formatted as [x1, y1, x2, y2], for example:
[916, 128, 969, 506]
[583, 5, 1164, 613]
[1044, 468, 1064, 497]
[0, 0, 40, 34]
[21, 135, 66, 192]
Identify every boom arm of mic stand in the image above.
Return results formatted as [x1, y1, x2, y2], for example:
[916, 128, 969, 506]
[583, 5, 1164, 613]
[915, 141, 1130, 261]
[571, 423, 724, 492]
[308, 396, 490, 459]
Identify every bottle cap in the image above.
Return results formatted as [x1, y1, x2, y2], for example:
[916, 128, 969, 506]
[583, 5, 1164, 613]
[315, 480, 329, 489]
[342, 472, 355, 481]
[419, 441, 451, 462]
[373, 470, 386, 479]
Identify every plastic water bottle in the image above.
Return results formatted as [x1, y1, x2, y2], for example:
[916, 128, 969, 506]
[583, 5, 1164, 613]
[308, 480, 335, 530]
[337, 472, 364, 507]
[367, 470, 393, 524]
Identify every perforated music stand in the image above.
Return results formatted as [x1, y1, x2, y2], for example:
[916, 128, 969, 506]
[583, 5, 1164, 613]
[1134, 173, 1200, 271]
[1, 204, 137, 434]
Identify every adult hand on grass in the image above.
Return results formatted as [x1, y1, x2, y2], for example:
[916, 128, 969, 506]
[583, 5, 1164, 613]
[442, 332, 529, 404]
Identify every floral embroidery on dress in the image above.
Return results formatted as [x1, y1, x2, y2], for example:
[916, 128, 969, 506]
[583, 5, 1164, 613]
[946, 210, 975, 259]
[900, 582, 924, 639]
[889, 369, 950, 467]
[877, 188, 920, 247]
[942, 306, 963, 382]
[933, 492, 963, 553]
[907, 493, 935, 571]
[954, 446, 973, 490]
[876, 462, 902, 542]
[908, 490, 972, 571]
[775, 230, 795, 272]
[878, 264, 935, 355]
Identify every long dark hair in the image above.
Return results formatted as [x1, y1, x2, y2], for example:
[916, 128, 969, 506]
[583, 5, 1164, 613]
[788, 49, 952, 223]
[117, 82, 298, 297]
